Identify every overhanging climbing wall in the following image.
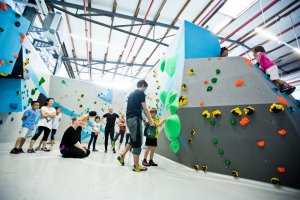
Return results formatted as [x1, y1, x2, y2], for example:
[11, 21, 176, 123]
[156, 56, 300, 189]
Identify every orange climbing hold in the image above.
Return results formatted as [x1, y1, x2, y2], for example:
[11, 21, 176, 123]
[21, 33, 26, 39]
[217, 57, 221, 60]
[243, 57, 253, 67]
[200, 102, 204, 106]
[277, 167, 286, 174]
[257, 140, 265, 147]
[14, 54, 19, 59]
[278, 129, 287, 136]
[235, 79, 244, 87]
[0, 3, 8, 11]
[203, 80, 209, 85]
[208, 57, 211, 61]
[239, 117, 249, 126]
[277, 96, 288, 106]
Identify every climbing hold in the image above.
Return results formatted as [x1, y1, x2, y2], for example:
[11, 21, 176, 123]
[187, 138, 192, 144]
[212, 138, 218, 145]
[232, 170, 239, 177]
[270, 103, 284, 113]
[230, 118, 236, 125]
[7, 60, 13, 64]
[278, 129, 287, 136]
[207, 86, 213, 92]
[225, 160, 231, 166]
[202, 166, 208, 172]
[218, 149, 224, 155]
[208, 57, 211, 61]
[164, 115, 181, 141]
[210, 120, 216, 126]
[202, 110, 211, 118]
[160, 91, 168, 105]
[39, 77, 45, 86]
[178, 95, 188, 107]
[157, 86, 160, 90]
[0, 27, 3, 32]
[243, 57, 253, 67]
[15, 13, 21, 18]
[231, 107, 242, 116]
[218, 57, 221, 60]
[16, 91, 20, 95]
[169, 139, 180, 154]
[212, 110, 221, 118]
[11, 117, 14, 122]
[165, 55, 177, 78]
[211, 78, 218, 83]
[272, 88, 279, 92]
[21, 33, 26, 39]
[234, 79, 244, 87]
[156, 99, 159, 103]
[0, 60, 4, 66]
[79, 105, 83, 108]
[0, 3, 8, 11]
[277, 96, 288, 106]
[28, 98, 33, 104]
[9, 103, 18, 110]
[203, 80, 209, 85]
[14, 54, 19, 59]
[191, 129, 196, 136]
[270, 177, 280, 185]
[24, 58, 29, 66]
[188, 69, 195, 75]
[216, 69, 221, 75]
[181, 84, 187, 91]
[200, 102, 204, 106]
[239, 117, 249, 126]
[194, 164, 200, 170]
[160, 57, 166, 72]
[243, 106, 255, 115]
[25, 49, 30, 54]
[277, 167, 286, 174]
[257, 140, 265, 147]
[15, 21, 21, 27]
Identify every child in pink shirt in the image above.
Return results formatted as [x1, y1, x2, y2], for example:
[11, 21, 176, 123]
[253, 46, 295, 94]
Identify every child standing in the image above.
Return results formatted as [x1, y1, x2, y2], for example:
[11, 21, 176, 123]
[142, 108, 166, 167]
[112, 114, 126, 151]
[10, 101, 40, 154]
[253, 46, 295, 94]
[88, 116, 101, 151]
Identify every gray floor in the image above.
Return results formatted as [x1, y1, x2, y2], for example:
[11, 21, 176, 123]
[0, 142, 299, 200]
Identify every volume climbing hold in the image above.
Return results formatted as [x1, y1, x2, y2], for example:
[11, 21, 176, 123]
[216, 69, 221, 75]
[235, 79, 244, 87]
[231, 107, 242, 116]
[210, 120, 216, 126]
[202, 110, 211, 118]
[178, 95, 188, 107]
[211, 78, 218, 83]
[187, 138, 192, 144]
[202, 166, 208, 172]
[207, 86, 213, 92]
[257, 140, 265, 147]
[212, 138, 218, 145]
[191, 129, 196, 136]
[188, 69, 195, 75]
[212, 110, 221, 118]
[270, 103, 284, 113]
[194, 164, 200, 170]
[181, 84, 187, 91]
[278, 129, 287, 136]
[230, 118, 236, 125]
[270, 177, 280, 185]
[218, 149, 224, 155]
[244, 106, 255, 115]
[225, 160, 231, 166]
[277, 167, 286, 174]
[232, 170, 239, 177]
[239, 117, 249, 126]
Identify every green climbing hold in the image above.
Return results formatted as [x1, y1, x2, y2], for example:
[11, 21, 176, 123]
[225, 160, 231, 166]
[31, 89, 36, 96]
[216, 69, 221, 75]
[211, 78, 218, 83]
[170, 139, 180, 153]
[207, 86, 213, 92]
[39, 77, 45, 86]
[164, 114, 181, 141]
[165, 55, 177, 78]
[61, 80, 68, 86]
[210, 120, 216, 126]
[160, 90, 168, 106]
[160, 57, 166, 72]
[165, 91, 178, 110]
[170, 98, 179, 115]
[230, 118, 236, 125]
[15, 13, 21, 18]
[218, 149, 224, 155]
[28, 98, 33, 104]
[212, 138, 218, 145]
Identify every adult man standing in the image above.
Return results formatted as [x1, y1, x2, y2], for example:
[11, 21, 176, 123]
[102, 106, 119, 153]
[117, 80, 153, 172]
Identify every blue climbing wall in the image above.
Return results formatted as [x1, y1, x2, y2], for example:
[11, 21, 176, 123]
[0, 4, 30, 75]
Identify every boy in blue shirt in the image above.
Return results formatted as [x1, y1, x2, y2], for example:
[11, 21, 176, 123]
[10, 101, 39, 154]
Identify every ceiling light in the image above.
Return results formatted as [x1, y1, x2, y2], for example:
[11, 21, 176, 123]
[219, 0, 258, 18]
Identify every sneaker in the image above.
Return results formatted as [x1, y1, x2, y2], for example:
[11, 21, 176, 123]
[17, 148, 25, 153]
[133, 165, 148, 172]
[111, 140, 115, 148]
[142, 159, 150, 166]
[35, 146, 41, 151]
[113, 148, 116, 154]
[27, 148, 35, 153]
[10, 148, 19, 154]
[41, 147, 50, 152]
[117, 155, 125, 166]
[149, 160, 158, 166]
[92, 149, 98, 152]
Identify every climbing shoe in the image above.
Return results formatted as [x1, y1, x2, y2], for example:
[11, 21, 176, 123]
[149, 160, 158, 166]
[133, 165, 148, 172]
[117, 155, 125, 166]
[113, 148, 116, 154]
[10, 148, 19, 154]
[35, 146, 41, 151]
[142, 159, 150, 166]
[27, 148, 35, 153]
[17, 148, 25, 153]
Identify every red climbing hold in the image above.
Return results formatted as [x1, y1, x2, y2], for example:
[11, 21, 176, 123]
[200, 102, 204, 106]
[235, 79, 244, 87]
[203, 80, 209, 85]
[14, 54, 19, 59]
[21, 33, 26, 39]
[208, 57, 211, 61]
[239, 117, 249, 126]
[257, 140, 265, 147]
[277, 167, 286, 174]
[278, 129, 287, 136]
[217, 57, 221, 60]
[277, 96, 288, 106]
[0, 3, 8, 11]
[0, 60, 4, 66]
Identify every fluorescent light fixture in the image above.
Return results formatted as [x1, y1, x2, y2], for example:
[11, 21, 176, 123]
[69, 34, 124, 50]
[93, 80, 134, 91]
[219, 0, 258, 18]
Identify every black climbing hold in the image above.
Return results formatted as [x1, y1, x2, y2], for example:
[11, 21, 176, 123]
[15, 21, 20, 27]
[15, 13, 21, 18]
[191, 129, 196, 136]
[194, 164, 200, 170]
[0, 27, 3, 32]
[232, 170, 239, 177]
[202, 166, 208, 172]
[188, 138, 192, 144]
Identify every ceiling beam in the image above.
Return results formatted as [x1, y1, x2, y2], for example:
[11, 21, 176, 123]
[192, 0, 214, 23]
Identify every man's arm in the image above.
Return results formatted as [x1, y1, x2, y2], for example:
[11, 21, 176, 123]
[141, 102, 153, 126]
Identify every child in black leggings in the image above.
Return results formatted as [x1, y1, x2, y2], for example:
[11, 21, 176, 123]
[88, 116, 101, 151]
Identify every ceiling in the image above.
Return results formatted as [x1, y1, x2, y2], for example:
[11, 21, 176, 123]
[43, 0, 300, 82]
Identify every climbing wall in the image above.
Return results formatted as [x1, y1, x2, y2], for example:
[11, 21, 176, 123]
[49, 76, 129, 141]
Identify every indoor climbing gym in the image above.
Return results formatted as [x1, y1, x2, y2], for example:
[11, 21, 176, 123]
[1, 0, 300, 200]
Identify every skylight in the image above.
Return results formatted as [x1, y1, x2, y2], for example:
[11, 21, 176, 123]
[218, 0, 258, 19]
